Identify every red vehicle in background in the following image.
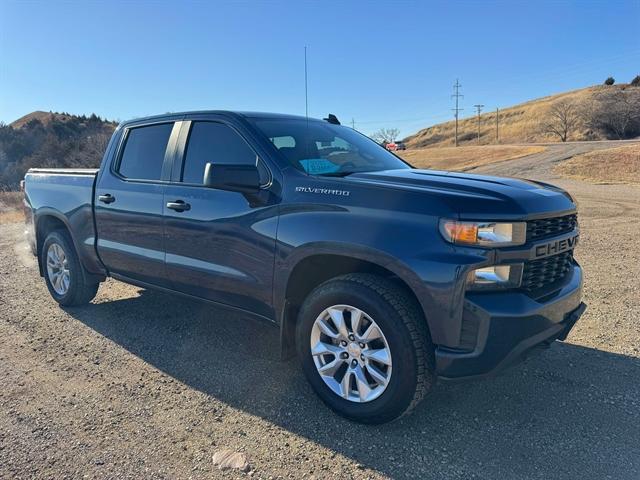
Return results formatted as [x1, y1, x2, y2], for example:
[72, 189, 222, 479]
[384, 141, 406, 151]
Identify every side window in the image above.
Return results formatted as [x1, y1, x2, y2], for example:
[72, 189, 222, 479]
[270, 136, 296, 149]
[118, 123, 174, 180]
[182, 122, 259, 184]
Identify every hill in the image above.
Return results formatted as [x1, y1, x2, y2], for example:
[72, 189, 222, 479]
[404, 83, 640, 148]
[555, 143, 640, 184]
[0, 111, 117, 189]
[9, 110, 80, 129]
[398, 144, 545, 171]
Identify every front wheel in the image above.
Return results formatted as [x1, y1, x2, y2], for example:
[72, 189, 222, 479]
[296, 273, 435, 424]
[41, 230, 99, 306]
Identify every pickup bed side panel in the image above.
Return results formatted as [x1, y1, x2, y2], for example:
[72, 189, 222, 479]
[24, 170, 105, 276]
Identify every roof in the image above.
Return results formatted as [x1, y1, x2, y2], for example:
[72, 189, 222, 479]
[120, 110, 325, 127]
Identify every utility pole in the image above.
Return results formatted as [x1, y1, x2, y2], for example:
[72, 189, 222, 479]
[495, 108, 499, 143]
[351, 118, 356, 130]
[473, 104, 484, 144]
[451, 79, 463, 147]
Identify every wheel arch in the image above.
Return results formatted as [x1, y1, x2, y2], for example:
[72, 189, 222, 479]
[277, 244, 432, 359]
[34, 211, 74, 277]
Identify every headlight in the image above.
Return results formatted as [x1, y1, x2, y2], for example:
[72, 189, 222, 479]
[439, 219, 526, 247]
[467, 264, 523, 290]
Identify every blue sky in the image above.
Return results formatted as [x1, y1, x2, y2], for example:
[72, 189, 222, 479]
[1, 0, 639, 137]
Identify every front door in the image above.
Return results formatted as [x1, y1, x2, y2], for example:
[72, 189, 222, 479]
[162, 119, 278, 318]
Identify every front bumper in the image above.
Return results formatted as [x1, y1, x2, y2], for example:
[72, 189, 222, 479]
[435, 264, 585, 380]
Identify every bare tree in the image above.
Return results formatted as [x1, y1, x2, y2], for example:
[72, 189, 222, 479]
[584, 88, 640, 140]
[542, 100, 580, 142]
[370, 128, 400, 144]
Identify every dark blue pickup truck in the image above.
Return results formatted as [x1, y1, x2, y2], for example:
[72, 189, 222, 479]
[23, 111, 585, 423]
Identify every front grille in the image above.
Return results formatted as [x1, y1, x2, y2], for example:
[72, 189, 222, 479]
[527, 214, 577, 242]
[521, 251, 574, 292]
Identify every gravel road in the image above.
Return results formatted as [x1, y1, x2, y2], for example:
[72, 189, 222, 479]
[2, 143, 639, 479]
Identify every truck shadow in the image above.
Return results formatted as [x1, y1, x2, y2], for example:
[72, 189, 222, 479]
[67, 287, 640, 479]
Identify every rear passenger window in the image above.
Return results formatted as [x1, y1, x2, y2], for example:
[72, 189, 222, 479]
[118, 123, 174, 180]
[182, 122, 258, 184]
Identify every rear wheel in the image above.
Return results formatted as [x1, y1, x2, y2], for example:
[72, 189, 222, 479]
[41, 230, 99, 306]
[296, 273, 435, 424]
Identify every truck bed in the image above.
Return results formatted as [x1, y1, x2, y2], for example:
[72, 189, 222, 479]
[24, 167, 103, 277]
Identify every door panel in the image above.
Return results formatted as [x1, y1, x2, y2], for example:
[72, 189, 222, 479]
[163, 185, 278, 318]
[95, 179, 168, 286]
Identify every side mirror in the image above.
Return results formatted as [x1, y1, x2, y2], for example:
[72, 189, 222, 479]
[203, 163, 261, 194]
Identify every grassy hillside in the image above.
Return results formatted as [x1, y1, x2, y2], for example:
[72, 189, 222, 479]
[404, 84, 640, 148]
[0, 111, 117, 189]
[398, 145, 545, 171]
[555, 143, 640, 184]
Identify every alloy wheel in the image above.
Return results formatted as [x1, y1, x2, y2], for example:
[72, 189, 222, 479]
[310, 305, 392, 403]
[46, 243, 70, 295]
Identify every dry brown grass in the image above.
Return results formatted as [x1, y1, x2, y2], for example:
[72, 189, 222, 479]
[0, 191, 24, 225]
[555, 143, 640, 184]
[404, 84, 639, 148]
[398, 144, 545, 171]
[0, 210, 24, 224]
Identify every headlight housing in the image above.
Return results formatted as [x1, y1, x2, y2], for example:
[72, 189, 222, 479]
[467, 264, 523, 290]
[439, 219, 526, 247]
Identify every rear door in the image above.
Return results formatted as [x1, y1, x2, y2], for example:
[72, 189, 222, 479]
[94, 119, 182, 287]
[162, 116, 279, 318]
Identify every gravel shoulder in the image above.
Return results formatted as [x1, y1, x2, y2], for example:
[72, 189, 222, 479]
[2, 144, 640, 479]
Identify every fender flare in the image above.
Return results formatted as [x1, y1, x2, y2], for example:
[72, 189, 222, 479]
[275, 241, 436, 358]
[33, 208, 93, 277]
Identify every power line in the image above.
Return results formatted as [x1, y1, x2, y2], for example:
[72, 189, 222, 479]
[473, 104, 484, 144]
[452, 79, 463, 147]
[353, 112, 452, 126]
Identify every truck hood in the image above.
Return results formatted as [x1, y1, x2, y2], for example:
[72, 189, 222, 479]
[347, 169, 576, 219]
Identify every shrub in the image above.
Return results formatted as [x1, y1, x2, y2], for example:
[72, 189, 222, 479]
[458, 131, 477, 142]
[604, 77, 615, 86]
[631, 75, 640, 87]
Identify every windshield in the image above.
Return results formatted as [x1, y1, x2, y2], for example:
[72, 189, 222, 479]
[251, 118, 411, 176]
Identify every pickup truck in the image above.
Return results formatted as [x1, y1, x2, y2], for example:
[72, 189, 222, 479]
[23, 111, 585, 423]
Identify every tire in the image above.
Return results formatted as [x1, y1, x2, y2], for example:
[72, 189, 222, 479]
[41, 229, 99, 306]
[296, 273, 435, 424]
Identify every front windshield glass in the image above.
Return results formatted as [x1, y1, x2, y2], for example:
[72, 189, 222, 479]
[251, 118, 411, 176]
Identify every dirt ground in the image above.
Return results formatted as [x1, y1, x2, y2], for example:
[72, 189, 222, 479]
[1, 142, 639, 479]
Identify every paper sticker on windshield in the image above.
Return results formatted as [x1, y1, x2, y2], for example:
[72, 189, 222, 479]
[299, 159, 340, 175]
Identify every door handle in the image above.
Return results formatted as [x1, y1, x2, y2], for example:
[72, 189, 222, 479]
[166, 200, 191, 212]
[98, 194, 116, 204]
